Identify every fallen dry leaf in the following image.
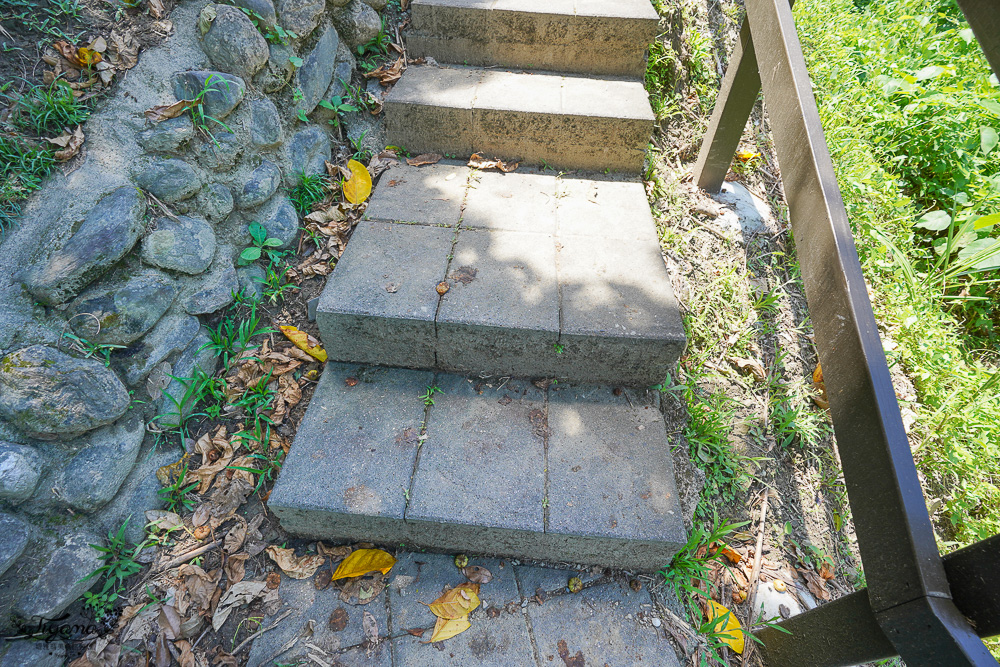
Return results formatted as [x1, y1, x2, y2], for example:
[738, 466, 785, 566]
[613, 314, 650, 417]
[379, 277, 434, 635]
[343, 159, 373, 205]
[427, 615, 470, 643]
[47, 125, 85, 162]
[337, 571, 387, 605]
[184, 426, 234, 494]
[212, 581, 267, 631]
[732, 357, 766, 383]
[266, 545, 325, 579]
[266, 572, 281, 589]
[364, 57, 404, 85]
[468, 152, 518, 173]
[145, 98, 196, 123]
[425, 583, 480, 620]
[279, 325, 327, 362]
[363, 611, 380, 646]
[812, 362, 830, 409]
[331, 548, 396, 581]
[315, 569, 332, 590]
[705, 600, 745, 654]
[799, 568, 832, 601]
[406, 153, 442, 167]
[329, 607, 349, 632]
[819, 561, 835, 580]
[461, 566, 493, 584]
[54, 40, 102, 68]
[406, 627, 427, 637]
[149, 0, 166, 19]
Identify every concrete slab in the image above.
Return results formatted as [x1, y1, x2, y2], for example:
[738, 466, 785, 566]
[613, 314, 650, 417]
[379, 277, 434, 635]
[463, 168, 558, 234]
[386, 66, 480, 157]
[525, 579, 678, 666]
[245, 575, 390, 667]
[514, 564, 606, 597]
[269, 364, 434, 544]
[366, 161, 471, 226]
[556, 234, 685, 386]
[555, 175, 659, 241]
[545, 384, 686, 570]
[408, 0, 658, 77]
[317, 221, 453, 369]
[388, 552, 534, 665]
[436, 229, 561, 377]
[405, 376, 546, 549]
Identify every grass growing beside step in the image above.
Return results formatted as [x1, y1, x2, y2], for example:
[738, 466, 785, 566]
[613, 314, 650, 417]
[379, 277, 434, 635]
[794, 0, 1000, 548]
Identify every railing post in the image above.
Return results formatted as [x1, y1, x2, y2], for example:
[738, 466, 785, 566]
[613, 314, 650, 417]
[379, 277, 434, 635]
[692, 21, 760, 193]
[730, 0, 997, 663]
[953, 0, 1000, 78]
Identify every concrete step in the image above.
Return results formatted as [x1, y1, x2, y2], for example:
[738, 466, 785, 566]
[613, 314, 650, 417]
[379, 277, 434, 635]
[315, 161, 685, 386]
[407, 0, 661, 78]
[268, 363, 687, 571]
[385, 65, 655, 173]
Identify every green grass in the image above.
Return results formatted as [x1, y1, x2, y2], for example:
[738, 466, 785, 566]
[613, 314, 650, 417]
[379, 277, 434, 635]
[287, 172, 329, 215]
[0, 134, 55, 237]
[794, 0, 1000, 547]
[4, 80, 91, 135]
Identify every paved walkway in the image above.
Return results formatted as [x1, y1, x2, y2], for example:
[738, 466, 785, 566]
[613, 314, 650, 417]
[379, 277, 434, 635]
[248, 552, 681, 666]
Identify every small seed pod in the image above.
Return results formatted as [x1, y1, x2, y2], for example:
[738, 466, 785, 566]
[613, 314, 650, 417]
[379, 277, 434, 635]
[567, 577, 583, 593]
[773, 580, 787, 592]
[454, 554, 469, 568]
[436, 281, 450, 295]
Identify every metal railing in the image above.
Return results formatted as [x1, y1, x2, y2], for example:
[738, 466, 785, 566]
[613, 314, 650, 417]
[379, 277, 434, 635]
[692, 0, 1000, 664]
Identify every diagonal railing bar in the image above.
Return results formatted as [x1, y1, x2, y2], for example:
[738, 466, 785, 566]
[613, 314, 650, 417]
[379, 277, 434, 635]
[953, 0, 1000, 78]
[691, 0, 999, 664]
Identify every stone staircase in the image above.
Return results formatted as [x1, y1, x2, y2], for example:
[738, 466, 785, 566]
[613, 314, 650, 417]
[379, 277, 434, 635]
[270, 0, 689, 570]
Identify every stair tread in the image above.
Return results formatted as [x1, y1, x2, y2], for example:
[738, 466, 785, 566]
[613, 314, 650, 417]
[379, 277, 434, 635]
[317, 162, 685, 385]
[268, 364, 686, 569]
[414, 0, 659, 20]
[391, 65, 654, 120]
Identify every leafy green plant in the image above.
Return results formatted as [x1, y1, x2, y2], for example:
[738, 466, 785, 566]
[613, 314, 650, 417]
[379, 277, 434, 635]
[61, 332, 126, 366]
[227, 448, 284, 494]
[231, 369, 277, 438]
[232, 4, 297, 44]
[202, 300, 274, 369]
[348, 131, 373, 162]
[80, 519, 146, 622]
[357, 16, 391, 57]
[257, 263, 297, 304]
[420, 385, 443, 406]
[189, 74, 236, 140]
[239, 221, 287, 266]
[4, 80, 90, 135]
[287, 172, 329, 215]
[157, 463, 199, 512]
[317, 93, 360, 129]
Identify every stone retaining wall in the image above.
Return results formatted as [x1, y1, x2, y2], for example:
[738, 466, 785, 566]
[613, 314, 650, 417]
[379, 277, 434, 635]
[0, 0, 386, 633]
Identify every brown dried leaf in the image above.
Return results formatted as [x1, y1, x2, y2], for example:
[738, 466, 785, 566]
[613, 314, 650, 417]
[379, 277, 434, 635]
[185, 426, 234, 494]
[145, 98, 196, 123]
[406, 153, 443, 167]
[812, 362, 830, 409]
[212, 581, 267, 631]
[363, 611, 379, 645]
[224, 553, 250, 586]
[468, 152, 518, 172]
[406, 627, 427, 637]
[315, 568, 332, 590]
[731, 357, 766, 383]
[799, 568, 831, 601]
[329, 607, 349, 632]
[364, 57, 404, 85]
[461, 566, 493, 584]
[224, 516, 248, 554]
[148, 0, 166, 18]
[317, 542, 353, 561]
[337, 572, 387, 605]
[46, 125, 85, 161]
[266, 572, 281, 589]
[266, 546, 325, 579]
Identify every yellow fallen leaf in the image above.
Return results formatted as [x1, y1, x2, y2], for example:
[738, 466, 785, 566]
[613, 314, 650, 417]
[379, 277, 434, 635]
[343, 159, 372, 205]
[425, 583, 480, 620]
[265, 545, 326, 579]
[331, 548, 396, 581]
[279, 325, 327, 362]
[428, 615, 471, 643]
[705, 600, 745, 654]
[736, 149, 760, 162]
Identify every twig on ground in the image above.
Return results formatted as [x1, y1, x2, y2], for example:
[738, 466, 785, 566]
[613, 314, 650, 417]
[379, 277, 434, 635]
[154, 539, 223, 573]
[742, 489, 770, 667]
[231, 608, 294, 655]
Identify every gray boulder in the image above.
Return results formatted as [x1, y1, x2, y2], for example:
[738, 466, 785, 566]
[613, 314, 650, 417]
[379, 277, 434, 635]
[284, 125, 331, 186]
[237, 264, 266, 301]
[334, 37, 356, 88]
[201, 5, 269, 80]
[237, 160, 282, 209]
[249, 98, 283, 148]
[297, 25, 339, 115]
[16, 530, 102, 621]
[332, 0, 381, 49]
[18, 186, 146, 306]
[0, 514, 29, 578]
[197, 183, 235, 222]
[55, 418, 145, 513]
[117, 313, 201, 386]
[173, 71, 246, 120]
[276, 0, 325, 38]
[135, 158, 202, 203]
[0, 346, 130, 440]
[363, 0, 387, 9]
[0, 640, 66, 667]
[67, 271, 177, 346]
[142, 215, 217, 275]
[138, 115, 195, 153]
[0, 443, 44, 505]
[233, 0, 277, 29]
[157, 330, 220, 428]
[195, 131, 242, 172]
[256, 197, 300, 248]
[182, 252, 239, 314]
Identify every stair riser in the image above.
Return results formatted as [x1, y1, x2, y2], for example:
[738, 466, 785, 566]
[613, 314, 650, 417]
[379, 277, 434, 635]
[409, 5, 657, 77]
[387, 102, 652, 173]
[269, 505, 680, 571]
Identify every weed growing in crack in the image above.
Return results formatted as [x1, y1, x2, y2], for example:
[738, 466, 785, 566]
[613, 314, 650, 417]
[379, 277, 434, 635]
[80, 519, 148, 622]
[157, 464, 199, 513]
[287, 172, 330, 215]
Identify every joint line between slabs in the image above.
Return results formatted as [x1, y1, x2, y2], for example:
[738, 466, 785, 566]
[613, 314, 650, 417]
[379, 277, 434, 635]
[404, 371, 439, 519]
[514, 566, 547, 667]
[430, 167, 475, 367]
